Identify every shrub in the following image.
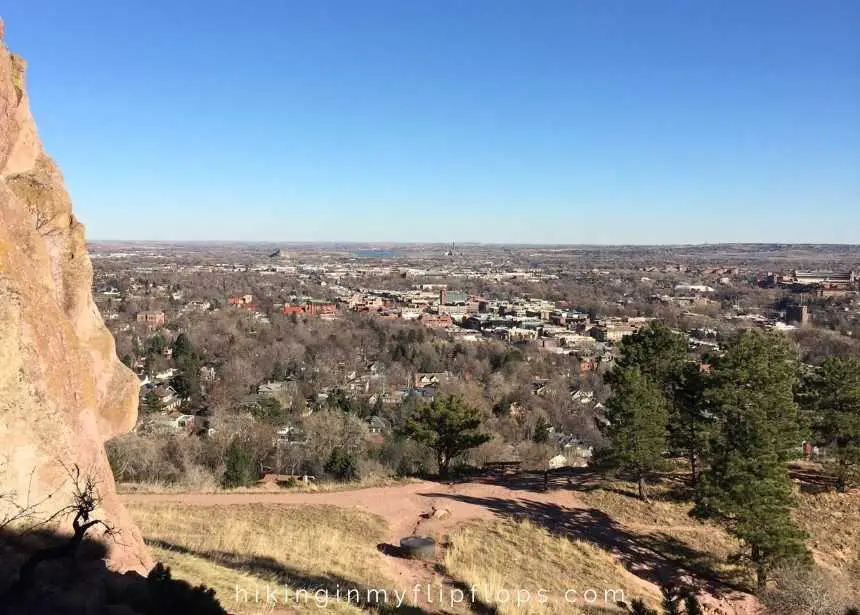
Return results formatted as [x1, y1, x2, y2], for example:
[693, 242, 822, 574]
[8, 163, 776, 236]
[378, 436, 433, 476]
[324, 447, 359, 482]
[761, 564, 855, 615]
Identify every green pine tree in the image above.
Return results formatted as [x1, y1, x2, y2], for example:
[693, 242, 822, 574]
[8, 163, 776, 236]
[615, 322, 688, 389]
[694, 330, 809, 588]
[253, 396, 287, 425]
[612, 322, 696, 479]
[661, 584, 681, 615]
[673, 362, 714, 486]
[800, 357, 860, 492]
[602, 366, 670, 501]
[403, 395, 491, 477]
[171, 333, 194, 362]
[222, 438, 256, 488]
[142, 390, 163, 414]
[533, 416, 551, 443]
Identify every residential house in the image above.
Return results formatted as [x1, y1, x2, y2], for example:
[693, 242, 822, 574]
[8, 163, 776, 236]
[153, 385, 182, 411]
[367, 416, 392, 434]
[140, 412, 195, 436]
[413, 372, 449, 388]
[136, 311, 167, 328]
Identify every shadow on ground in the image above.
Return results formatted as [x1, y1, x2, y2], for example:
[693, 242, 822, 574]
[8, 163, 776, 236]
[0, 527, 226, 614]
[420, 469, 747, 597]
[147, 537, 438, 614]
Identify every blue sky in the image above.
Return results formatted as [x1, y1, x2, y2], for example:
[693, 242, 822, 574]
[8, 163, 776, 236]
[3, 1, 859, 243]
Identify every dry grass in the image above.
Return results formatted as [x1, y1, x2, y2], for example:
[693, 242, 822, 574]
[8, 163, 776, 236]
[118, 474, 414, 495]
[578, 479, 745, 573]
[128, 503, 397, 613]
[578, 474, 860, 599]
[444, 518, 661, 614]
[796, 488, 860, 598]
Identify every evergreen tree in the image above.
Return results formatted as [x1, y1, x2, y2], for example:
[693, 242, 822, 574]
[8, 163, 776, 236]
[403, 395, 491, 477]
[170, 333, 201, 404]
[615, 323, 688, 390]
[611, 322, 696, 478]
[602, 366, 670, 501]
[800, 357, 860, 492]
[142, 390, 163, 414]
[533, 416, 551, 443]
[171, 333, 194, 362]
[253, 396, 287, 425]
[673, 362, 714, 486]
[694, 330, 809, 588]
[661, 584, 681, 615]
[324, 447, 359, 482]
[147, 333, 167, 355]
[222, 438, 256, 488]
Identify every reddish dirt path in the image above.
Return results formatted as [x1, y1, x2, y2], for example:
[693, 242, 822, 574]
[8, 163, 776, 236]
[122, 479, 582, 544]
[122, 475, 760, 615]
[123, 479, 585, 613]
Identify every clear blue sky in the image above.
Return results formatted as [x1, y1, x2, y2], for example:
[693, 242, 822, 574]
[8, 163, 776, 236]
[4, 1, 859, 243]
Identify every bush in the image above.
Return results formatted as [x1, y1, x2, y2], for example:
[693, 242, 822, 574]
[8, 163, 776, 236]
[106, 435, 181, 484]
[178, 464, 219, 491]
[324, 448, 359, 482]
[761, 564, 855, 615]
[378, 436, 433, 476]
[117, 563, 227, 614]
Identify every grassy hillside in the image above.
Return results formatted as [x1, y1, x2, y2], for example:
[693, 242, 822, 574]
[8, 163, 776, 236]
[128, 503, 396, 614]
[125, 471, 860, 614]
[796, 489, 860, 598]
[444, 517, 660, 614]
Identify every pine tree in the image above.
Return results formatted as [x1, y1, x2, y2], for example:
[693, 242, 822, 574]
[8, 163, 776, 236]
[694, 330, 809, 588]
[611, 322, 695, 479]
[222, 438, 256, 488]
[602, 366, 670, 501]
[800, 357, 860, 492]
[615, 322, 688, 399]
[403, 395, 491, 477]
[673, 362, 714, 486]
[533, 416, 551, 443]
[171, 333, 194, 362]
[142, 390, 163, 414]
[170, 333, 201, 404]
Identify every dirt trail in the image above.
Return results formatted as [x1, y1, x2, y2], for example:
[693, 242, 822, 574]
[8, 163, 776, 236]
[123, 479, 583, 613]
[122, 476, 759, 615]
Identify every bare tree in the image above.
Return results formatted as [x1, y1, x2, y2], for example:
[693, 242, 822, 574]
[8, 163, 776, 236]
[2, 464, 120, 599]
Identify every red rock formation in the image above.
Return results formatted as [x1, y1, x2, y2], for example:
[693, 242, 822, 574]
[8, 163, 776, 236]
[0, 19, 151, 573]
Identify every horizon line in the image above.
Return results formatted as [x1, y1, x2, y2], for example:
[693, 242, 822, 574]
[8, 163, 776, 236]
[86, 239, 860, 248]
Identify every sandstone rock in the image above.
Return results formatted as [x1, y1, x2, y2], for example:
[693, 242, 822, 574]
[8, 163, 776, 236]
[0, 20, 151, 573]
[431, 506, 451, 520]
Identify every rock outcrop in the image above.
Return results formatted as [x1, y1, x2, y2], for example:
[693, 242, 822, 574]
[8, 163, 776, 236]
[0, 20, 151, 573]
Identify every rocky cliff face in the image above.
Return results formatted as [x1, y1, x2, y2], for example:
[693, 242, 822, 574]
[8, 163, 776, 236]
[0, 20, 151, 573]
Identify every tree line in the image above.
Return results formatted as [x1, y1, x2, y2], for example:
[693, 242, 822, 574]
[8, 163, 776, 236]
[601, 323, 860, 588]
